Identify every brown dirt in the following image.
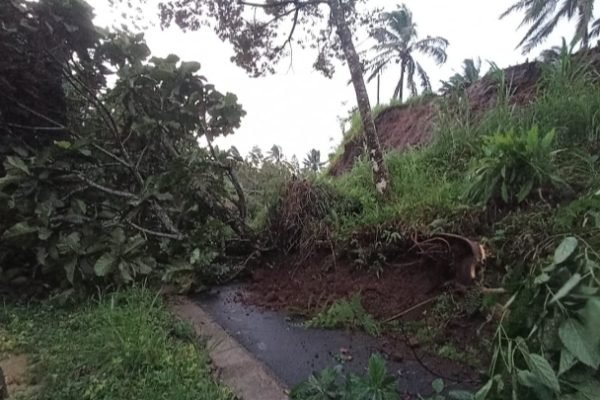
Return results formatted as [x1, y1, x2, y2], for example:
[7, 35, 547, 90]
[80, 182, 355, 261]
[329, 46, 600, 176]
[0, 354, 30, 397]
[243, 256, 489, 383]
[246, 258, 450, 320]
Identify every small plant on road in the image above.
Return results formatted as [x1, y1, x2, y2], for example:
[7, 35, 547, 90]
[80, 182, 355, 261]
[290, 354, 398, 400]
[306, 294, 381, 337]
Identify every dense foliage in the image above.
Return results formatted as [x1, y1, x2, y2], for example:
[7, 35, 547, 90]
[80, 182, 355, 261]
[0, 0, 246, 293]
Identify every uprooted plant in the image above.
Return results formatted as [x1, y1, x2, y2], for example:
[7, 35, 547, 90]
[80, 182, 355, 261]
[0, 0, 248, 294]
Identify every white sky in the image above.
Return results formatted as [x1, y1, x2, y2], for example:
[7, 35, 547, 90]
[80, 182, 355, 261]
[89, 0, 583, 161]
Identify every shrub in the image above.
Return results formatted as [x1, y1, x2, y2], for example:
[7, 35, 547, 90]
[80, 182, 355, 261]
[477, 237, 600, 400]
[0, 1, 247, 292]
[466, 126, 566, 205]
[305, 294, 380, 336]
[290, 354, 398, 400]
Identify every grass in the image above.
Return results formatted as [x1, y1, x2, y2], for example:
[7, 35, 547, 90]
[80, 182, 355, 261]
[322, 53, 600, 238]
[0, 287, 232, 400]
[328, 99, 404, 165]
[305, 294, 381, 336]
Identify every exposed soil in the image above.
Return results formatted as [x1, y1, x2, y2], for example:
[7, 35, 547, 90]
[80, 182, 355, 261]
[247, 258, 449, 320]
[329, 46, 600, 176]
[242, 255, 489, 384]
[0, 354, 30, 398]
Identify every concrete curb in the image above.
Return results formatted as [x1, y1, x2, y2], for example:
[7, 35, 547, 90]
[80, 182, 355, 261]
[170, 297, 289, 400]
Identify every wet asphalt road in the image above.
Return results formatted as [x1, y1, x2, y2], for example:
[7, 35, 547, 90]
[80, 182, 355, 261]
[194, 285, 471, 396]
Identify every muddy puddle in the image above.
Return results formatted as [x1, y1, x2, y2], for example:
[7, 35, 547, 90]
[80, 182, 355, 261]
[195, 285, 478, 397]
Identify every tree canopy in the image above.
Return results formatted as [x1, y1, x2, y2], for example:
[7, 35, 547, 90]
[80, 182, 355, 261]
[158, 0, 391, 195]
[1, 0, 248, 293]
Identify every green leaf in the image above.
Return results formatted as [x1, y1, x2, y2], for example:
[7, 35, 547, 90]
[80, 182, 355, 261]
[554, 237, 578, 265]
[581, 297, 600, 341]
[0, 174, 26, 189]
[367, 353, 386, 383]
[448, 391, 474, 400]
[474, 378, 494, 400]
[123, 236, 145, 255]
[38, 227, 53, 241]
[180, 61, 201, 73]
[118, 261, 133, 282]
[516, 179, 534, 202]
[550, 273, 582, 304]
[534, 272, 551, 285]
[111, 228, 126, 244]
[64, 257, 77, 284]
[571, 378, 600, 400]
[517, 369, 538, 388]
[559, 348, 577, 376]
[527, 125, 539, 149]
[526, 353, 560, 393]
[501, 182, 509, 203]
[432, 378, 444, 394]
[5, 156, 30, 175]
[541, 129, 556, 149]
[94, 253, 116, 277]
[559, 318, 600, 369]
[2, 222, 38, 239]
[54, 140, 72, 149]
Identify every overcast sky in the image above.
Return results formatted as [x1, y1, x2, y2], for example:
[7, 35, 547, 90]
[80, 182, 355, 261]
[89, 0, 581, 161]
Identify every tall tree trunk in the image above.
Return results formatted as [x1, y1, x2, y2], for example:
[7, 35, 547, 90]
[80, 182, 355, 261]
[393, 63, 405, 101]
[376, 73, 380, 106]
[328, 0, 390, 196]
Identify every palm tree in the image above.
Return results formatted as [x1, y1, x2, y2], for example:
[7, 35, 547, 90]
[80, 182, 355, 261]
[266, 145, 284, 164]
[538, 38, 573, 63]
[501, 0, 598, 54]
[247, 146, 263, 167]
[440, 58, 484, 94]
[366, 4, 449, 102]
[303, 149, 326, 172]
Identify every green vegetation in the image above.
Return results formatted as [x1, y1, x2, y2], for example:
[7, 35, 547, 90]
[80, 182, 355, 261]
[293, 47, 600, 399]
[322, 49, 600, 235]
[3, 1, 600, 400]
[0, 0, 247, 293]
[0, 288, 232, 400]
[306, 294, 381, 337]
[480, 237, 600, 399]
[466, 126, 565, 205]
[290, 354, 399, 400]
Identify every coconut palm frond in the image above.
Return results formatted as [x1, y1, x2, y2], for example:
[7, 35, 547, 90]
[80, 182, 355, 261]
[522, 0, 577, 53]
[413, 36, 449, 64]
[591, 18, 600, 38]
[500, 0, 535, 19]
[365, 4, 448, 101]
[504, 0, 596, 53]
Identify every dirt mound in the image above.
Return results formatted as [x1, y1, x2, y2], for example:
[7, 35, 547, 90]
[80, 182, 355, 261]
[330, 47, 600, 176]
[247, 258, 448, 319]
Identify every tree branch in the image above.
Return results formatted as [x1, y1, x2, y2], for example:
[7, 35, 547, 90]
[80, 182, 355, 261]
[239, 0, 324, 8]
[127, 220, 183, 240]
[275, 6, 300, 52]
[76, 174, 137, 199]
